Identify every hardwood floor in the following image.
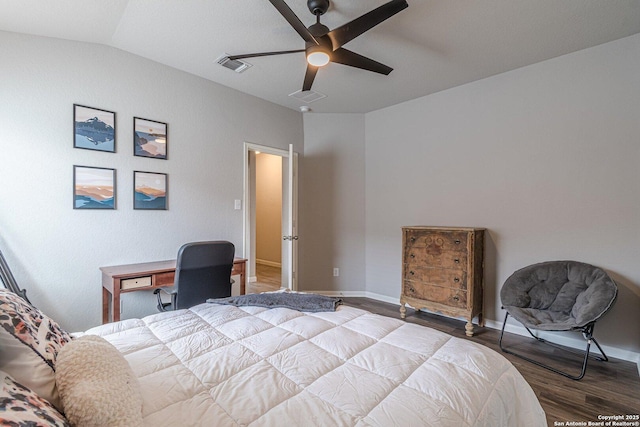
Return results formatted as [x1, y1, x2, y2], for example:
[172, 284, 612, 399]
[343, 297, 640, 426]
[246, 263, 281, 294]
[244, 266, 639, 425]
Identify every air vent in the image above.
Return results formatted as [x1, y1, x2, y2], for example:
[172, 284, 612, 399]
[288, 89, 327, 103]
[216, 54, 252, 73]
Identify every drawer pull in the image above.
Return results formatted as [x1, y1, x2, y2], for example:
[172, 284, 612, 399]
[409, 270, 415, 276]
[410, 253, 415, 259]
[454, 240, 461, 245]
[410, 237, 416, 243]
[454, 277, 460, 283]
[408, 285, 415, 293]
[454, 258, 460, 264]
[453, 296, 460, 301]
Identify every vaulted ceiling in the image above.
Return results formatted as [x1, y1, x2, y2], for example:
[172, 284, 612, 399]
[1, 0, 639, 113]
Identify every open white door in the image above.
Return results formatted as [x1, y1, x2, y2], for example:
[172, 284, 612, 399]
[284, 144, 299, 290]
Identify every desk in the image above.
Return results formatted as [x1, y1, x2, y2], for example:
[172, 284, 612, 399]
[101, 258, 247, 324]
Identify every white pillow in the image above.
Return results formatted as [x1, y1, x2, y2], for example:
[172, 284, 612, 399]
[0, 289, 71, 411]
[55, 335, 143, 427]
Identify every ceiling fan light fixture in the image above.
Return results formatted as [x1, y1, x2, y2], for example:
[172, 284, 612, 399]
[306, 46, 330, 67]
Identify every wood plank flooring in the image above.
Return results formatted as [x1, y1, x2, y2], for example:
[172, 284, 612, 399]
[245, 265, 640, 425]
[246, 263, 282, 294]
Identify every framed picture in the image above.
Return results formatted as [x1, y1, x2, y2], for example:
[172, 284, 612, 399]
[73, 104, 116, 152]
[73, 166, 116, 209]
[134, 171, 167, 210]
[134, 117, 167, 159]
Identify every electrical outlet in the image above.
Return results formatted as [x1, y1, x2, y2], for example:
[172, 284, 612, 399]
[333, 268, 339, 277]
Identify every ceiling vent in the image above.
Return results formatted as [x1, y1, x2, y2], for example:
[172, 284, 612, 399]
[288, 89, 326, 103]
[216, 54, 252, 73]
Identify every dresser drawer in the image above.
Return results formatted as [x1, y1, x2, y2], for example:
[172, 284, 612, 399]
[404, 267, 467, 290]
[405, 248, 467, 270]
[405, 230, 468, 252]
[403, 281, 468, 309]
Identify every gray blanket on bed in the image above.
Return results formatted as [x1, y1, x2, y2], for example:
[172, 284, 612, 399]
[207, 292, 342, 312]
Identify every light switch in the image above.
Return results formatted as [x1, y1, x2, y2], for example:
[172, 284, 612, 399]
[234, 199, 242, 210]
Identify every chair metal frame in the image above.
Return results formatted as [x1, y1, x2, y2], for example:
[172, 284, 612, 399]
[0, 248, 31, 304]
[499, 311, 608, 380]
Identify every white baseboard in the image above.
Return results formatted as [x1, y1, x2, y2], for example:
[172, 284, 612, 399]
[310, 289, 640, 375]
[256, 259, 281, 268]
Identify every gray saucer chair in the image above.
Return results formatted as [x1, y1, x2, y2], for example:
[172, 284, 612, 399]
[499, 260, 617, 380]
[154, 241, 235, 311]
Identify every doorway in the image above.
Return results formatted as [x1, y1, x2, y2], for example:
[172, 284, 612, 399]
[255, 152, 282, 292]
[243, 142, 298, 293]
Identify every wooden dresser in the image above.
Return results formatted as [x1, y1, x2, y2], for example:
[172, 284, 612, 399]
[400, 226, 485, 336]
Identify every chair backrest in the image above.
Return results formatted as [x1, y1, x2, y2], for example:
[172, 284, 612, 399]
[173, 241, 235, 310]
[500, 260, 617, 327]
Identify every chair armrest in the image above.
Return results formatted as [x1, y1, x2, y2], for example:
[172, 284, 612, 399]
[154, 287, 177, 311]
[153, 287, 175, 296]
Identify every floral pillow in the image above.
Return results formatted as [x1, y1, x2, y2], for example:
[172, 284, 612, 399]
[0, 289, 71, 412]
[0, 369, 69, 427]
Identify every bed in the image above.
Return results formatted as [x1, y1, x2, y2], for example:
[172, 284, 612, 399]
[0, 289, 546, 426]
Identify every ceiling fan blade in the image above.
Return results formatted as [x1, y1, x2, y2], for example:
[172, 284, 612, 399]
[228, 49, 305, 60]
[331, 48, 393, 75]
[326, 0, 408, 50]
[302, 65, 319, 91]
[268, 0, 319, 45]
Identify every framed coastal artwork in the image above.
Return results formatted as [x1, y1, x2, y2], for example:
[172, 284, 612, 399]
[134, 171, 167, 210]
[73, 104, 116, 152]
[134, 117, 167, 159]
[73, 166, 116, 209]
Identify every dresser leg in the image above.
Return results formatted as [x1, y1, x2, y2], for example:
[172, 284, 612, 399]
[465, 321, 474, 337]
[400, 303, 406, 319]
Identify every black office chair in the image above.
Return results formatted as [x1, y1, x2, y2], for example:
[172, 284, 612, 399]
[499, 260, 617, 380]
[154, 241, 235, 311]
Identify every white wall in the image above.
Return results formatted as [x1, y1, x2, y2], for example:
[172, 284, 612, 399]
[0, 31, 303, 331]
[300, 114, 366, 293]
[365, 34, 640, 357]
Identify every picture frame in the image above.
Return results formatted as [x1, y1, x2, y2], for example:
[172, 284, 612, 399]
[73, 165, 116, 209]
[134, 117, 167, 159]
[73, 104, 116, 152]
[134, 171, 167, 210]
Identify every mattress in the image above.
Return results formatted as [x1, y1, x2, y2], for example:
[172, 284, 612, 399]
[85, 303, 546, 426]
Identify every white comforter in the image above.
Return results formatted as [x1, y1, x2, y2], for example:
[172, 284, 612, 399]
[85, 303, 546, 426]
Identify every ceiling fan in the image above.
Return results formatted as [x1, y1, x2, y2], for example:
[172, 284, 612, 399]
[228, 0, 409, 92]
